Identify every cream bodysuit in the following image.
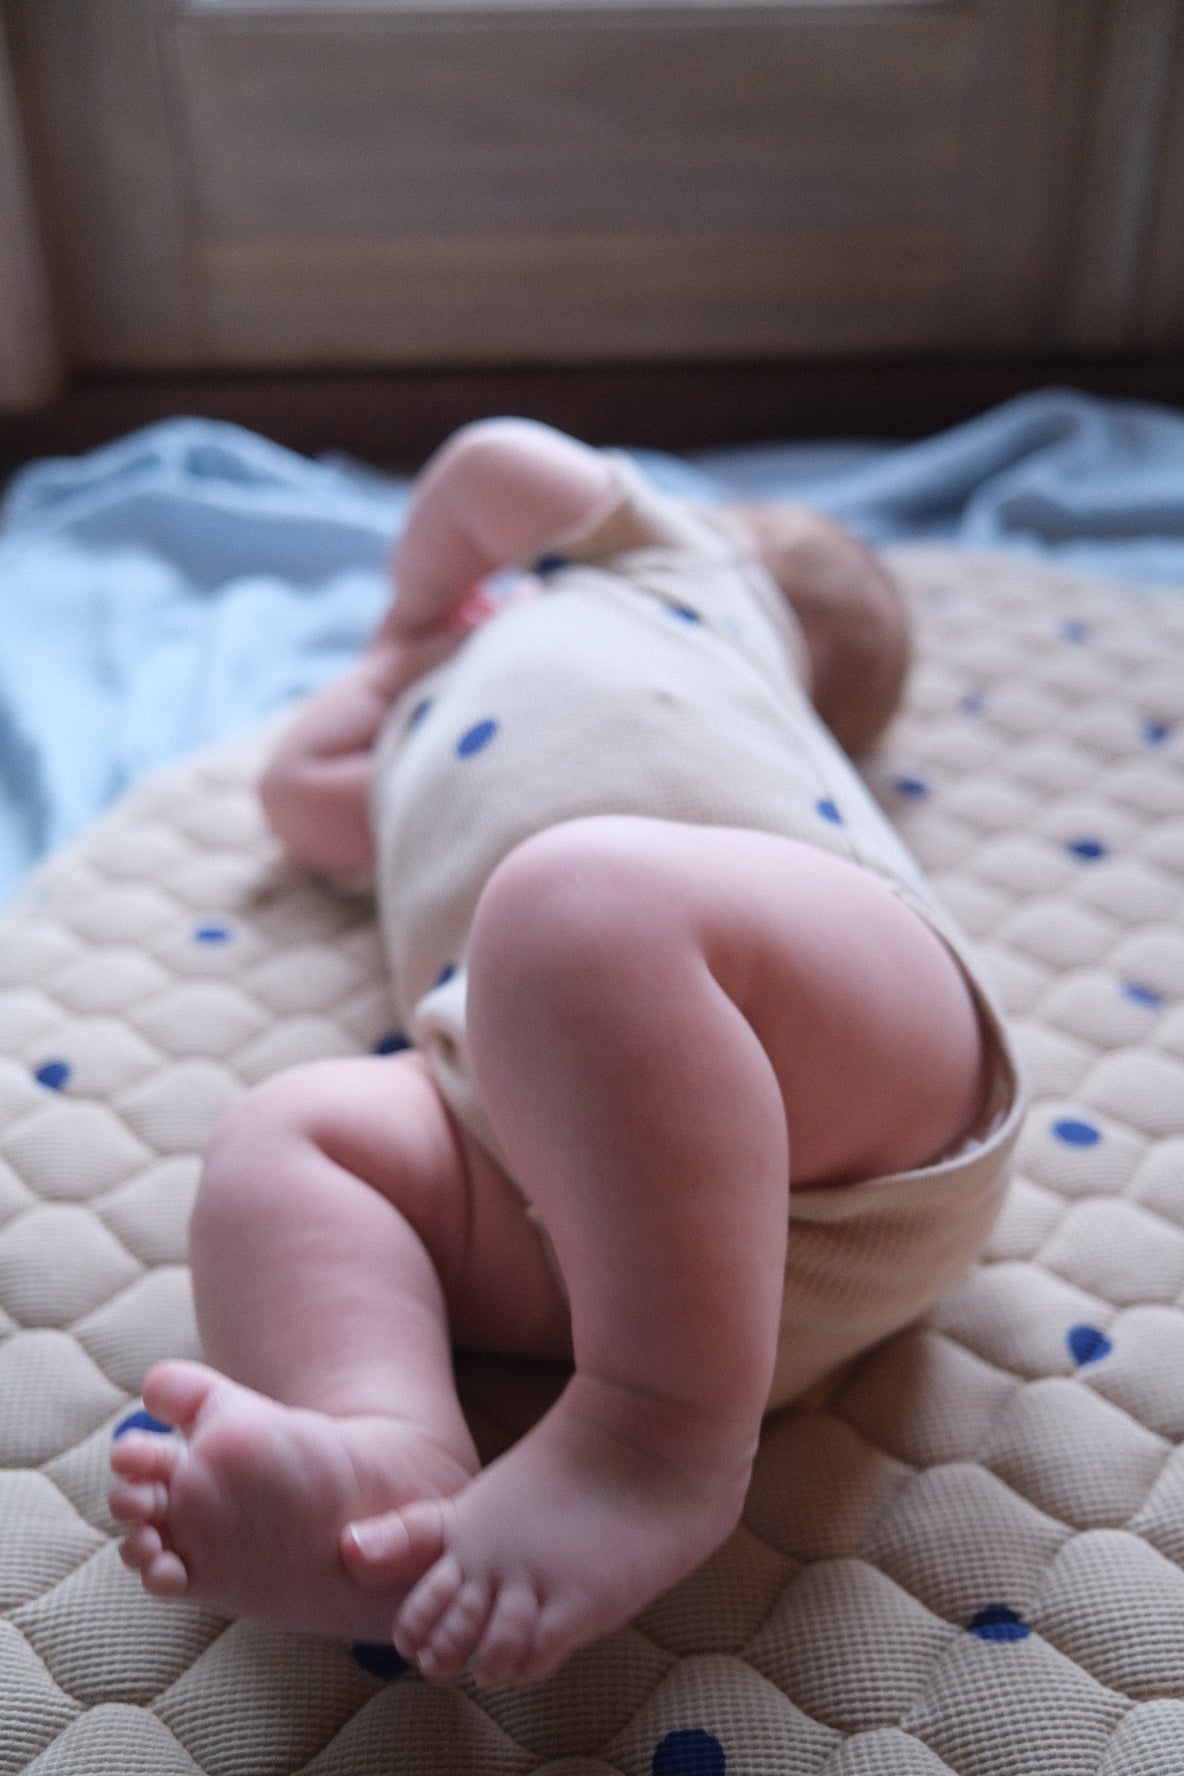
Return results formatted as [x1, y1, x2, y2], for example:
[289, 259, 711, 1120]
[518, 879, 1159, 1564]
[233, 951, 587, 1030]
[371, 460, 1024, 1408]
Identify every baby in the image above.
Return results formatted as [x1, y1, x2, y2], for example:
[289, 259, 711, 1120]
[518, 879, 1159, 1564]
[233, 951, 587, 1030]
[110, 420, 1023, 1687]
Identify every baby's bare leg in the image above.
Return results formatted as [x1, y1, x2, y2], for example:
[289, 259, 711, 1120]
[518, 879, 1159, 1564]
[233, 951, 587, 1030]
[345, 817, 984, 1685]
[109, 1053, 569, 1639]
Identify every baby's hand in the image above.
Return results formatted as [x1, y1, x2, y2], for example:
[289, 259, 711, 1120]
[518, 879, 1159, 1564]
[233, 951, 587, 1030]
[259, 651, 404, 884]
[262, 573, 533, 884]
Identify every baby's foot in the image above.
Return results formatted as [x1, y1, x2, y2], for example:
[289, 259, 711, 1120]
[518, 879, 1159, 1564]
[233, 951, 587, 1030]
[109, 1360, 476, 1640]
[341, 1375, 751, 1685]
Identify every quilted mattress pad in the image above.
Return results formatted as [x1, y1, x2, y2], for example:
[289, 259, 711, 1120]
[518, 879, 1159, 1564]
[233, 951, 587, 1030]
[2, 545, 1183, 1775]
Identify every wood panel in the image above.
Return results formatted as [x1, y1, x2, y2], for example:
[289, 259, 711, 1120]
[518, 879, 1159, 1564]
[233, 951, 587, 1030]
[1065, 0, 1184, 349]
[953, 0, 1103, 350]
[5, 0, 197, 367]
[5, 0, 1182, 384]
[1143, 10, 1184, 347]
[172, 1, 980, 364]
[0, 17, 58, 406]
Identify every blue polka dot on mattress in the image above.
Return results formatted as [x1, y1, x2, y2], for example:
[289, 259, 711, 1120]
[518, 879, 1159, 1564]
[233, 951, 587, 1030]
[969, 1604, 1030, 1642]
[1053, 1117, 1101, 1147]
[113, 1409, 171, 1440]
[1066, 837, 1107, 861]
[352, 1642, 410, 1680]
[652, 1728, 726, 1775]
[1067, 1324, 1113, 1366]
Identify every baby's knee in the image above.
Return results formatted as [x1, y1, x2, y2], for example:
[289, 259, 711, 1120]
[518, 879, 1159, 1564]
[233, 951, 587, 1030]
[469, 819, 684, 1020]
[199, 1067, 321, 1207]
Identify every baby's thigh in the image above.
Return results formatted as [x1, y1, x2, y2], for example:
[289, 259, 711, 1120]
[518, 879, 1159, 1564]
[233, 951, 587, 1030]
[468, 815, 983, 1192]
[482, 816, 979, 1193]
[690, 827, 985, 1187]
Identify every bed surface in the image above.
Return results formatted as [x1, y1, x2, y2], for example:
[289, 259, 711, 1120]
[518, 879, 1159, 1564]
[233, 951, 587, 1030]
[2, 542, 1182, 1774]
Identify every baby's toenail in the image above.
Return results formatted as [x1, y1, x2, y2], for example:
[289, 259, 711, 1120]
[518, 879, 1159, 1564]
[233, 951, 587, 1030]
[347, 1518, 403, 1560]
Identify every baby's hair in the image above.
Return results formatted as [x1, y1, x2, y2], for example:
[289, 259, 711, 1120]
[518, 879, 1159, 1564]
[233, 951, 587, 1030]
[735, 505, 911, 757]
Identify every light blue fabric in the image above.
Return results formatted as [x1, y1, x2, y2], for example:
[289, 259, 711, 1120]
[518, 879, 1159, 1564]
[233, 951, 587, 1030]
[0, 423, 405, 904]
[1, 387, 1182, 905]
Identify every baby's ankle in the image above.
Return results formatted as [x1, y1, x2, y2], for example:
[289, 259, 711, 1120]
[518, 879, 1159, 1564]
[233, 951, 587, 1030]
[567, 1368, 761, 1488]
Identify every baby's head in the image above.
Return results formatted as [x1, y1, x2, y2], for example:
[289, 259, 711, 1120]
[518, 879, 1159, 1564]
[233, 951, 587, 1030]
[734, 503, 911, 757]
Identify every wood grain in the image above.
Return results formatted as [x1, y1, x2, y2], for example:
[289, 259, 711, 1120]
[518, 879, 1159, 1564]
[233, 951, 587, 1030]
[0, 16, 59, 408]
[3, 0, 1181, 379]
[1066, 0, 1184, 349]
[1142, 10, 1184, 348]
[6, 0, 197, 367]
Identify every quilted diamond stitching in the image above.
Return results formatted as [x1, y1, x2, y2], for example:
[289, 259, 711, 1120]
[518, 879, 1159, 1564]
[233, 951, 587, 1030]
[0, 549, 1181, 1774]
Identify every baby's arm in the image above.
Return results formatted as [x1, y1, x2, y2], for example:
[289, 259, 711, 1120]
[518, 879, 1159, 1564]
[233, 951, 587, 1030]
[259, 639, 443, 885]
[261, 420, 618, 883]
[385, 417, 619, 636]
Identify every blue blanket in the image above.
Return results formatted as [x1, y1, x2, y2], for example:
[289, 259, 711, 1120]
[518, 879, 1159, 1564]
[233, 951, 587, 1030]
[3, 387, 1183, 905]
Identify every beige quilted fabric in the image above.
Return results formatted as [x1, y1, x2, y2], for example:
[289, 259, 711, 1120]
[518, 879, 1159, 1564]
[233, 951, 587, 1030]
[1, 545, 1182, 1775]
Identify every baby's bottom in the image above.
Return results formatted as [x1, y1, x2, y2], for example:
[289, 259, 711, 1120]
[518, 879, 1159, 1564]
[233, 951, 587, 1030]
[111, 818, 984, 1683]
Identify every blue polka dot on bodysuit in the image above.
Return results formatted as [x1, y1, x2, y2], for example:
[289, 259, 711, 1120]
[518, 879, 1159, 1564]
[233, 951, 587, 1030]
[408, 698, 432, 730]
[194, 925, 232, 944]
[532, 554, 571, 577]
[1143, 719, 1171, 745]
[1067, 1324, 1113, 1366]
[1053, 1117, 1101, 1147]
[652, 1728, 726, 1776]
[373, 1031, 412, 1055]
[894, 776, 930, 799]
[436, 963, 456, 987]
[961, 691, 986, 714]
[1122, 981, 1163, 1008]
[352, 1641, 410, 1680]
[815, 799, 843, 825]
[113, 1408, 171, 1440]
[34, 1060, 70, 1091]
[456, 718, 498, 758]
[664, 601, 702, 624]
[969, 1604, 1030, 1642]
[1060, 618, 1090, 644]
[1066, 837, 1106, 862]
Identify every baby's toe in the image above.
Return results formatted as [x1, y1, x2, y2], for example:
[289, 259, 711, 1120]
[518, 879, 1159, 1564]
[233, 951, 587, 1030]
[118, 1522, 162, 1572]
[118, 1522, 190, 1596]
[109, 1479, 168, 1526]
[341, 1497, 447, 1587]
[395, 1550, 465, 1661]
[416, 1576, 493, 1681]
[110, 1429, 180, 1485]
[471, 1581, 541, 1689]
[142, 1359, 219, 1435]
[142, 1547, 189, 1598]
